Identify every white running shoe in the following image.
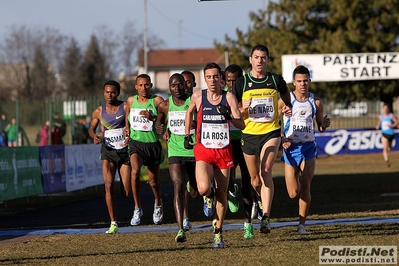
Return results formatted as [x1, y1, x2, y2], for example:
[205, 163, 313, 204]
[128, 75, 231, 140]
[298, 224, 307, 235]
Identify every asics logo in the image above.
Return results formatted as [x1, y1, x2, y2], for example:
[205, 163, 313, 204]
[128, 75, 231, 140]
[116, 115, 123, 119]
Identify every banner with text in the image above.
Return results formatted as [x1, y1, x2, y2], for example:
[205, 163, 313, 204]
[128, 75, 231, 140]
[65, 144, 102, 192]
[315, 129, 399, 155]
[39, 145, 66, 194]
[282, 53, 399, 83]
[0, 147, 43, 201]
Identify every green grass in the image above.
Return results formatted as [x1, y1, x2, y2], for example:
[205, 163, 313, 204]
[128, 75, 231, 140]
[0, 153, 398, 265]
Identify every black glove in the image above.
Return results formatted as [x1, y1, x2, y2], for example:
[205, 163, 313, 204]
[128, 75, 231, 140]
[184, 134, 194, 149]
[217, 105, 232, 120]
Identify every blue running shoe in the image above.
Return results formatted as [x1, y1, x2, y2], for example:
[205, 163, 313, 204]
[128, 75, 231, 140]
[213, 231, 225, 248]
[203, 195, 215, 217]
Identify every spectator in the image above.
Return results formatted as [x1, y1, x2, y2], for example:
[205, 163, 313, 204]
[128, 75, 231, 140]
[73, 116, 89, 144]
[52, 112, 66, 145]
[0, 113, 9, 147]
[39, 121, 51, 146]
[4, 117, 18, 147]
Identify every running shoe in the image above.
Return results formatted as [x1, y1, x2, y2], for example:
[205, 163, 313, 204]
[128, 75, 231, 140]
[153, 204, 163, 224]
[183, 218, 192, 231]
[213, 232, 225, 248]
[175, 229, 187, 242]
[251, 202, 257, 219]
[386, 161, 391, 167]
[298, 224, 307, 235]
[130, 208, 143, 226]
[105, 224, 118, 234]
[243, 223, 254, 239]
[203, 194, 215, 217]
[259, 215, 271, 234]
[257, 200, 263, 220]
[228, 183, 239, 213]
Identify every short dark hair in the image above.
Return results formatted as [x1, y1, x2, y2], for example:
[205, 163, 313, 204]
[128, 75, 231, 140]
[203, 62, 222, 75]
[103, 80, 121, 93]
[136, 73, 151, 83]
[293, 65, 310, 79]
[224, 64, 243, 78]
[250, 45, 269, 57]
[181, 70, 196, 82]
[169, 73, 185, 84]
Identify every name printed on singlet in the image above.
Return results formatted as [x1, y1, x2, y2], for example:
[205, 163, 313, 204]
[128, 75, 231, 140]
[201, 122, 229, 149]
[169, 111, 195, 135]
[104, 128, 126, 149]
[248, 97, 275, 122]
[130, 108, 153, 132]
[288, 117, 314, 142]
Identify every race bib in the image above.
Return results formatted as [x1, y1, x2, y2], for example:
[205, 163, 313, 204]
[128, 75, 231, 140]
[130, 108, 153, 132]
[288, 117, 314, 142]
[200, 123, 229, 149]
[248, 97, 275, 122]
[168, 111, 194, 135]
[104, 128, 126, 149]
[382, 121, 391, 131]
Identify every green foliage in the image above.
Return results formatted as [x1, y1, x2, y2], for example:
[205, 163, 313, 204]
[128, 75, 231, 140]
[81, 35, 109, 96]
[60, 38, 84, 97]
[216, 0, 399, 102]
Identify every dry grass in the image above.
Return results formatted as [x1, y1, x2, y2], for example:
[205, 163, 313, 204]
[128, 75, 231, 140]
[0, 152, 398, 265]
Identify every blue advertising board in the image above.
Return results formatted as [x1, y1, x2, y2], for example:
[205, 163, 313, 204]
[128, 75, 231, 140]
[315, 128, 399, 155]
[39, 146, 66, 193]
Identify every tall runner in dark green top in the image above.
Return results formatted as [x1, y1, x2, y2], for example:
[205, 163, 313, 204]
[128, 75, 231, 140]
[156, 73, 199, 243]
[125, 74, 165, 226]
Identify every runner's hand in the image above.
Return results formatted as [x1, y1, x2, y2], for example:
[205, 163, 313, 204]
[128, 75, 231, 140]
[217, 105, 232, 120]
[184, 134, 194, 149]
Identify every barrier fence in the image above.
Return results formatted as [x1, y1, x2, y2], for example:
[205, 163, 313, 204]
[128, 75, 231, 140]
[1, 128, 398, 202]
[1, 96, 398, 147]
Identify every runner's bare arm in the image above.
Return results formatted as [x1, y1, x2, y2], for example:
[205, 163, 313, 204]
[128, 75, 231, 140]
[315, 99, 330, 132]
[227, 92, 245, 130]
[89, 106, 102, 144]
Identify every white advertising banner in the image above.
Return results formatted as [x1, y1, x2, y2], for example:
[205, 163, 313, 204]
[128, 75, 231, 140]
[282, 53, 399, 83]
[65, 144, 103, 192]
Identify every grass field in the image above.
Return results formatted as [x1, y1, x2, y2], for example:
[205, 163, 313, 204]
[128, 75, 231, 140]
[0, 152, 398, 265]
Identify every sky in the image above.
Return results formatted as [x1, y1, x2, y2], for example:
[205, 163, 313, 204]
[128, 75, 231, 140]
[0, 0, 267, 49]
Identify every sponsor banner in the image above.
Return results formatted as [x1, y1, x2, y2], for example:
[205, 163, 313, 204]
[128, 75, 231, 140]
[319, 246, 397, 264]
[0, 147, 43, 201]
[65, 144, 103, 192]
[282, 53, 399, 83]
[39, 146, 66, 194]
[315, 128, 399, 155]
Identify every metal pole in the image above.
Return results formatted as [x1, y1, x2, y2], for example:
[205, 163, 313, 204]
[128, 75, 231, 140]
[224, 51, 230, 68]
[143, 0, 148, 73]
[16, 100, 19, 146]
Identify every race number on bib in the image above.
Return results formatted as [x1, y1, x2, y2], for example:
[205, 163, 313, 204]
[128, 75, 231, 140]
[200, 123, 229, 149]
[130, 108, 153, 132]
[248, 97, 275, 122]
[104, 128, 126, 149]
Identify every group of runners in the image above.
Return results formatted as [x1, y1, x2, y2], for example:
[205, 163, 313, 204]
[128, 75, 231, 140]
[89, 44, 332, 248]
